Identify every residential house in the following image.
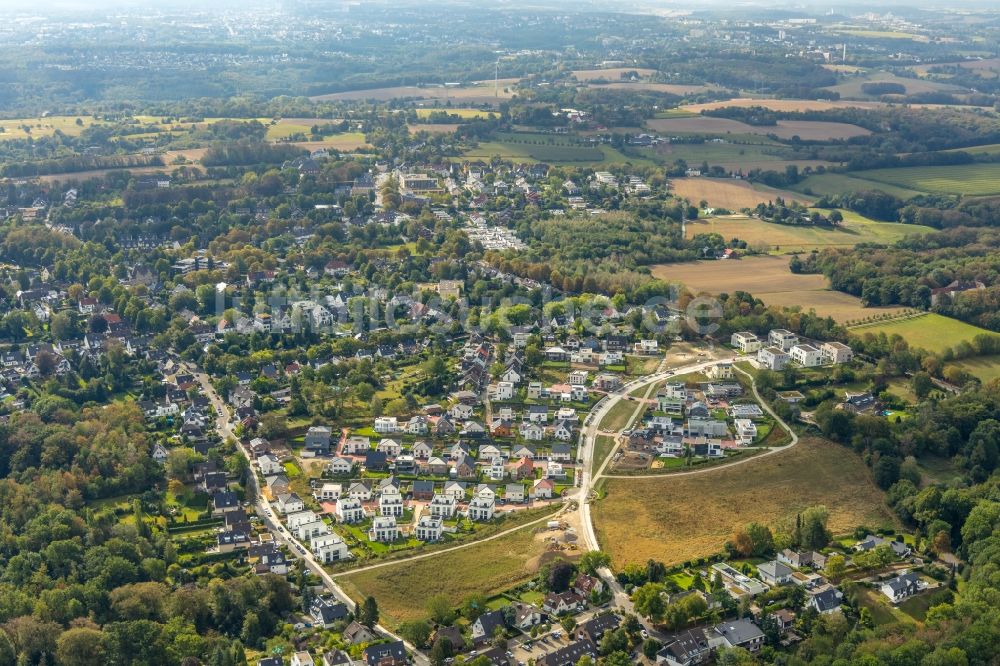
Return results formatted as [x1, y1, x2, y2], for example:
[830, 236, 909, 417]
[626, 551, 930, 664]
[291, 652, 315, 666]
[362, 641, 407, 666]
[326, 457, 353, 476]
[377, 438, 402, 458]
[881, 572, 921, 603]
[820, 341, 853, 365]
[428, 493, 458, 518]
[258, 453, 283, 476]
[348, 482, 373, 502]
[731, 332, 761, 354]
[505, 483, 526, 503]
[411, 479, 435, 501]
[757, 560, 794, 586]
[335, 497, 366, 524]
[304, 426, 333, 455]
[734, 419, 757, 445]
[414, 515, 443, 541]
[521, 422, 545, 441]
[311, 598, 350, 627]
[708, 362, 734, 380]
[471, 609, 508, 644]
[710, 619, 764, 653]
[533, 478, 555, 499]
[536, 640, 596, 666]
[468, 493, 495, 521]
[809, 588, 844, 614]
[843, 392, 878, 414]
[573, 574, 604, 599]
[757, 347, 789, 371]
[275, 493, 305, 515]
[790, 344, 822, 367]
[378, 487, 404, 517]
[412, 440, 433, 459]
[374, 416, 400, 434]
[343, 622, 377, 646]
[657, 628, 711, 666]
[575, 613, 619, 644]
[543, 591, 584, 615]
[369, 516, 400, 542]
[343, 436, 371, 455]
[768, 329, 798, 351]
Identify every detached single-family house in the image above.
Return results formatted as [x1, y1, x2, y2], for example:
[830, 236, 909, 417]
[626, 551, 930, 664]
[790, 344, 822, 368]
[757, 561, 793, 586]
[414, 515, 443, 542]
[768, 329, 798, 351]
[820, 341, 853, 365]
[809, 588, 843, 614]
[881, 572, 921, 603]
[369, 516, 400, 542]
[757, 347, 789, 371]
[304, 426, 332, 455]
[428, 493, 458, 518]
[710, 619, 764, 653]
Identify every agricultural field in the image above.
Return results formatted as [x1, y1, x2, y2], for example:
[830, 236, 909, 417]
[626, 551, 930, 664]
[654, 255, 908, 323]
[851, 163, 1000, 196]
[463, 132, 653, 166]
[681, 98, 883, 113]
[642, 140, 833, 172]
[793, 172, 927, 200]
[310, 79, 519, 103]
[646, 116, 871, 141]
[287, 132, 370, 151]
[912, 57, 1000, 79]
[337, 523, 571, 628]
[571, 67, 657, 81]
[414, 108, 497, 119]
[0, 115, 108, 140]
[591, 437, 896, 568]
[824, 71, 967, 98]
[407, 123, 461, 135]
[850, 313, 998, 354]
[683, 211, 933, 252]
[668, 178, 814, 210]
[587, 82, 721, 96]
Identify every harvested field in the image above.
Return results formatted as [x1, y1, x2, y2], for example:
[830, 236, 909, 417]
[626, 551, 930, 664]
[681, 98, 884, 113]
[591, 437, 897, 567]
[647, 116, 871, 140]
[668, 178, 814, 209]
[653, 255, 908, 323]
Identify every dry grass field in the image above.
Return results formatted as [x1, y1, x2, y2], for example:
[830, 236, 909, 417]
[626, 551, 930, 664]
[653, 255, 908, 322]
[825, 72, 967, 98]
[669, 178, 815, 209]
[287, 132, 370, 151]
[572, 67, 657, 81]
[647, 116, 870, 140]
[592, 437, 897, 568]
[338, 525, 573, 628]
[310, 79, 519, 103]
[681, 98, 884, 113]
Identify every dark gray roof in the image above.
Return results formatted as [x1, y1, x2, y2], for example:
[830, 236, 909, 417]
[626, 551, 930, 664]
[714, 618, 764, 646]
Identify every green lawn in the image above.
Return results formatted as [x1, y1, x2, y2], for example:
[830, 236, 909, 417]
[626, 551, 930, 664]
[592, 435, 617, 475]
[947, 354, 1000, 383]
[851, 163, 1000, 196]
[793, 172, 926, 200]
[415, 108, 497, 119]
[850, 313, 998, 355]
[463, 132, 654, 166]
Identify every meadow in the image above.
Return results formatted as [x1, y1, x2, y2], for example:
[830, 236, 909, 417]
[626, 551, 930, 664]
[0, 115, 107, 140]
[591, 437, 896, 567]
[824, 71, 966, 98]
[680, 98, 884, 113]
[793, 172, 927, 200]
[850, 313, 998, 354]
[463, 132, 653, 165]
[588, 82, 721, 96]
[683, 211, 935, 252]
[646, 116, 871, 141]
[946, 355, 1000, 384]
[337, 523, 569, 628]
[851, 163, 1000, 196]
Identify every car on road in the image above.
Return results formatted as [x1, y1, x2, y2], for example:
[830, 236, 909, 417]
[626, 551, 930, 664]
[641, 629, 649, 638]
